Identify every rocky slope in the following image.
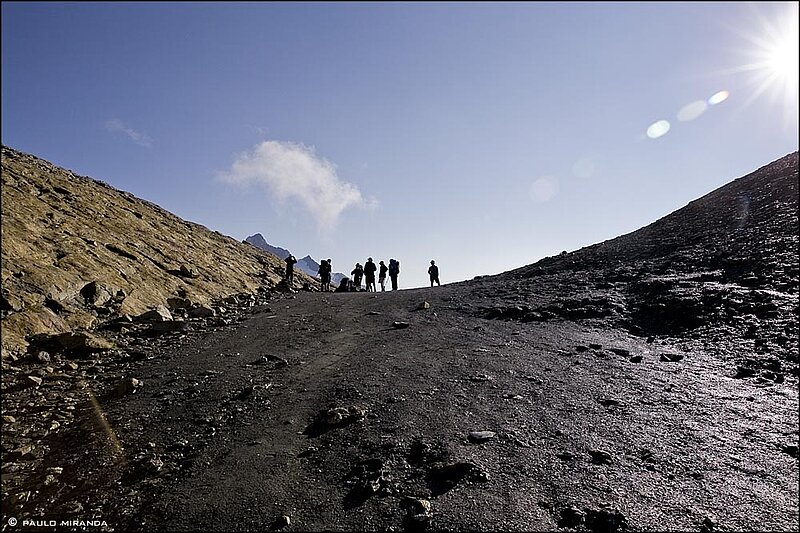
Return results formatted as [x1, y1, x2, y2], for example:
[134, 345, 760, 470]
[1, 146, 314, 358]
[498, 152, 799, 380]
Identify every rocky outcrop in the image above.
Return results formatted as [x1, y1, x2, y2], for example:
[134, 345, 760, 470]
[1, 146, 315, 357]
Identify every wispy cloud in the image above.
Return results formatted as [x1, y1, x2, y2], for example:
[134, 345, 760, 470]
[105, 119, 153, 147]
[218, 141, 377, 229]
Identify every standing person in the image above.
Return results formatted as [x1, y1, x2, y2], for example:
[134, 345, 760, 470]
[318, 259, 331, 291]
[351, 263, 364, 290]
[428, 260, 440, 287]
[388, 258, 400, 290]
[285, 253, 297, 284]
[364, 258, 377, 292]
[378, 260, 388, 292]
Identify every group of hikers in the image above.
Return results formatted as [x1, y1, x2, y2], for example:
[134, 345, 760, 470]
[283, 254, 440, 291]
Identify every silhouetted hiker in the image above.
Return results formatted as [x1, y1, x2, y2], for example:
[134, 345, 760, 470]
[285, 254, 297, 284]
[318, 259, 331, 291]
[378, 260, 388, 292]
[428, 260, 440, 287]
[351, 263, 364, 290]
[364, 257, 377, 292]
[388, 258, 400, 290]
[326, 259, 333, 290]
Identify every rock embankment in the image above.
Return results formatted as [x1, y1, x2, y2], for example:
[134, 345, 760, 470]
[1, 146, 314, 358]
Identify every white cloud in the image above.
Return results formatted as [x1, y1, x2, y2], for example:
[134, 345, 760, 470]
[218, 141, 377, 229]
[105, 119, 152, 147]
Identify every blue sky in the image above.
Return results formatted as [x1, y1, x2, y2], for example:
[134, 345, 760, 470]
[3, 2, 798, 288]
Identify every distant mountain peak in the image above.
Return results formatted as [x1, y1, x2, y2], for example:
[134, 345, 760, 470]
[245, 234, 290, 260]
[244, 235, 346, 283]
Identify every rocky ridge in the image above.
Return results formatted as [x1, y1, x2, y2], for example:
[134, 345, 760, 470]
[1, 146, 315, 358]
[495, 152, 799, 381]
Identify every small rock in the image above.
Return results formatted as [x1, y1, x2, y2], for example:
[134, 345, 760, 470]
[418, 301, 431, 310]
[3, 415, 16, 423]
[24, 375, 43, 387]
[467, 431, 496, 443]
[63, 501, 84, 515]
[137, 305, 173, 322]
[402, 496, 432, 516]
[189, 305, 216, 318]
[116, 377, 142, 396]
[147, 457, 164, 473]
[588, 449, 613, 464]
[559, 506, 585, 528]
[781, 444, 798, 458]
[610, 348, 631, 357]
[557, 451, 575, 461]
[700, 515, 718, 532]
[660, 353, 684, 362]
[392, 321, 411, 329]
[430, 462, 489, 487]
[585, 507, 627, 533]
[271, 515, 291, 530]
[235, 385, 255, 400]
[629, 355, 643, 363]
[167, 297, 193, 310]
[598, 398, 621, 407]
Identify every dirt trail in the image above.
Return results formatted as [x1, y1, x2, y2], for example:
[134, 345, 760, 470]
[75, 283, 799, 532]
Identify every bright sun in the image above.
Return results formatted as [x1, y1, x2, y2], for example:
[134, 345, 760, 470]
[729, 4, 799, 114]
[765, 22, 800, 95]
[767, 35, 799, 80]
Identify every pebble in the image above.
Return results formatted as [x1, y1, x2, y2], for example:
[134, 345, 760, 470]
[468, 431, 496, 443]
[589, 449, 613, 464]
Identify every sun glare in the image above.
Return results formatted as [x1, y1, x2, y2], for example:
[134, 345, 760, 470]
[728, 4, 799, 116]
[767, 32, 799, 83]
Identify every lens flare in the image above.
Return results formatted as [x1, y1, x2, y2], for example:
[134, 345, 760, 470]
[677, 100, 708, 122]
[708, 90, 730, 105]
[529, 176, 559, 203]
[572, 157, 595, 179]
[646, 120, 671, 139]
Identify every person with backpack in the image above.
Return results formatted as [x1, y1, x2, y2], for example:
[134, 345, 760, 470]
[318, 259, 331, 291]
[285, 254, 297, 284]
[428, 260, 440, 287]
[388, 258, 400, 290]
[351, 263, 364, 290]
[378, 260, 388, 292]
[364, 258, 377, 292]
